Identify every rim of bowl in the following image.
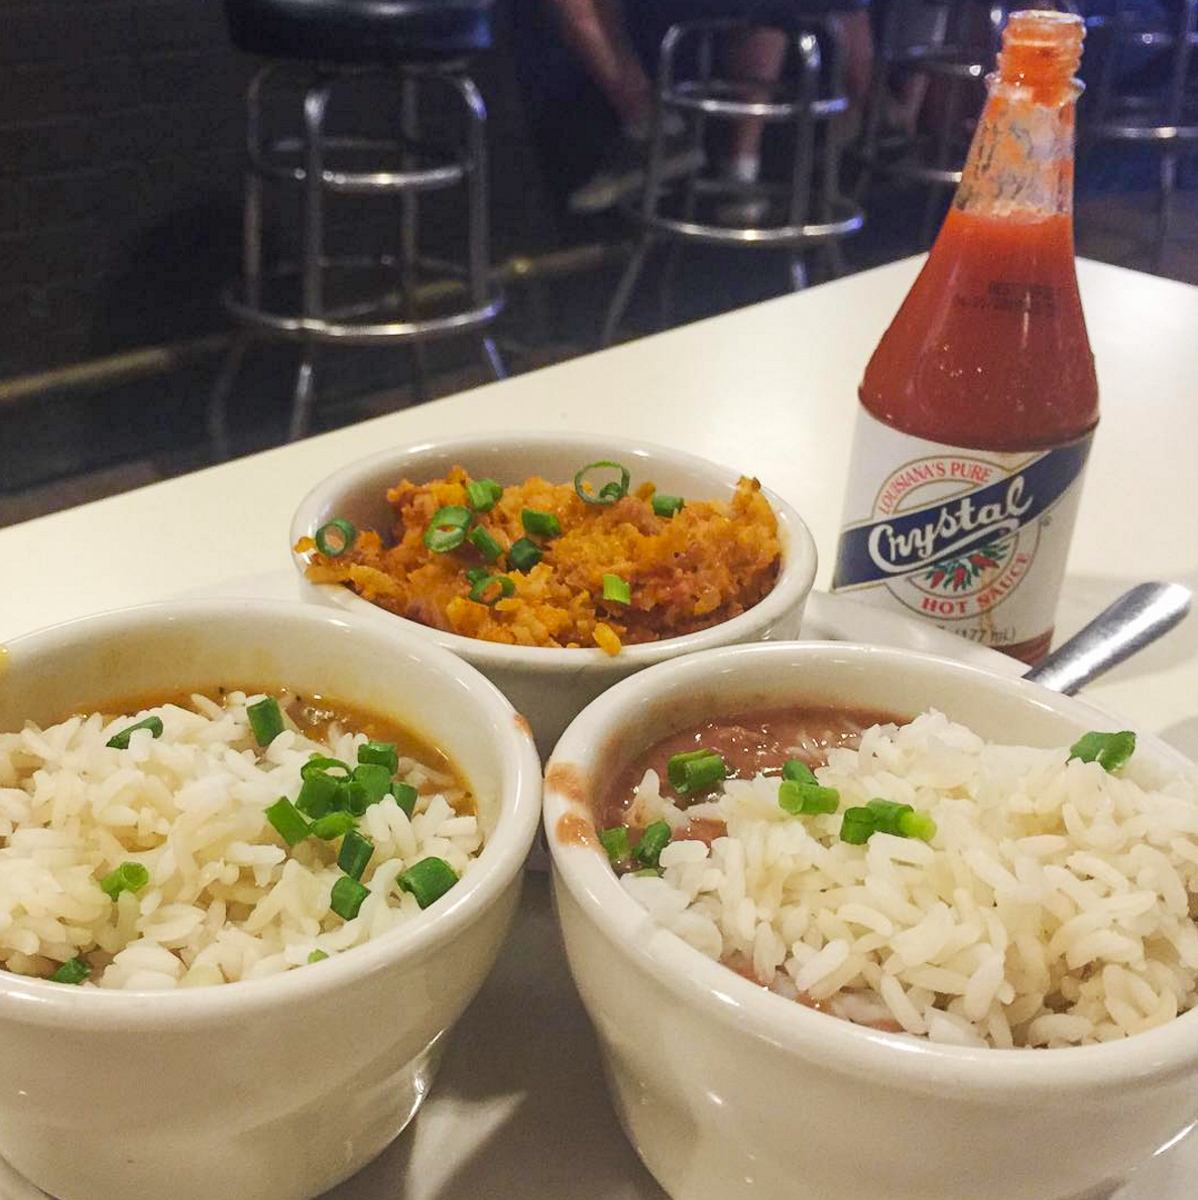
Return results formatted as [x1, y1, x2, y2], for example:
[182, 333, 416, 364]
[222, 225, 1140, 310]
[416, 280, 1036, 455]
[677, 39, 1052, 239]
[544, 640, 1198, 1096]
[288, 431, 818, 669]
[0, 598, 543, 1027]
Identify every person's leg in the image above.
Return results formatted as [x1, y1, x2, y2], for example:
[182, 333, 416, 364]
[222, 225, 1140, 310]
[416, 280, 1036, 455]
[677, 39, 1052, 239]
[543, 0, 654, 133]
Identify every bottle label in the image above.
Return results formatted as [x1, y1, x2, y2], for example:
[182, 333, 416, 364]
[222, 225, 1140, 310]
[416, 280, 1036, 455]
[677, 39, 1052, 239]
[832, 409, 1093, 650]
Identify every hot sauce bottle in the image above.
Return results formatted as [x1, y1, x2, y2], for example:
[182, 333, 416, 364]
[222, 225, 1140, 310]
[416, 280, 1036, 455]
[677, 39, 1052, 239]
[833, 10, 1098, 664]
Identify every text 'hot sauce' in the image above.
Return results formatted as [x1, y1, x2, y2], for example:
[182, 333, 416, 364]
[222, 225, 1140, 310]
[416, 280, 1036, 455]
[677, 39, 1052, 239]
[833, 11, 1098, 664]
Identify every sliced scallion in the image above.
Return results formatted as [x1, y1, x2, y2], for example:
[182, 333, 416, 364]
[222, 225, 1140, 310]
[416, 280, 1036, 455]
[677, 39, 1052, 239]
[100, 861, 150, 900]
[358, 741, 398, 774]
[651, 493, 684, 518]
[898, 810, 938, 842]
[314, 518, 357, 557]
[49, 957, 90, 985]
[337, 829, 374, 881]
[633, 867, 663, 878]
[465, 479, 503, 512]
[508, 538, 542, 572]
[295, 771, 339, 818]
[778, 780, 839, 816]
[521, 508, 562, 538]
[330, 876, 369, 920]
[392, 782, 418, 817]
[423, 505, 471, 553]
[247, 696, 284, 747]
[352, 762, 392, 808]
[666, 748, 727, 796]
[840, 807, 876, 845]
[781, 759, 817, 785]
[398, 856, 459, 908]
[106, 716, 164, 750]
[307, 949, 329, 964]
[310, 811, 356, 840]
[469, 525, 504, 563]
[866, 798, 914, 837]
[265, 796, 311, 847]
[469, 574, 515, 605]
[465, 566, 489, 586]
[602, 574, 631, 605]
[634, 820, 671, 868]
[574, 460, 631, 506]
[301, 755, 351, 782]
[598, 825, 630, 865]
[1068, 730, 1136, 773]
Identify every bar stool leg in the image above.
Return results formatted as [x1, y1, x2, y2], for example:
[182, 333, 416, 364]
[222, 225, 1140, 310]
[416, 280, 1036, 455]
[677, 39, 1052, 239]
[399, 72, 430, 401]
[602, 232, 655, 347]
[919, 75, 961, 247]
[1155, 151, 1177, 272]
[854, 0, 904, 204]
[207, 332, 251, 462]
[450, 73, 506, 382]
[289, 80, 331, 442]
[821, 22, 849, 279]
[786, 30, 820, 291]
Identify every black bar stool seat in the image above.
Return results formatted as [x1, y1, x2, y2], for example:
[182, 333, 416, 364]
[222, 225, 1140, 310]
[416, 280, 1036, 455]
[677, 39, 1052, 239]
[224, 0, 493, 63]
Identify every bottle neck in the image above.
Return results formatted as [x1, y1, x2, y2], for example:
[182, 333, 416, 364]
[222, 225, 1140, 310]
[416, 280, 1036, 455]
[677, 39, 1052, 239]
[953, 74, 1081, 222]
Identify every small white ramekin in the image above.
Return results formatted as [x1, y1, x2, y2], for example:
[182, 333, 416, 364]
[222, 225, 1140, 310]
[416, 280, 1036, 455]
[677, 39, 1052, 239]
[544, 641, 1198, 1200]
[0, 599, 541, 1200]
[289, 432, 818, 755]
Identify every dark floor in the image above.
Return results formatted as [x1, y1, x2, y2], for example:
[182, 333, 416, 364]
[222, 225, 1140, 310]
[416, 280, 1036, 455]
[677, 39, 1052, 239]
[0, 146, 1194, 530]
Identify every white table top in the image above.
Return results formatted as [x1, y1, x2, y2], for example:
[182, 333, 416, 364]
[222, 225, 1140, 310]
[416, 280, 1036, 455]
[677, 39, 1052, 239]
[2, 255, 1196, 751]
[2, 256, 1197, 1200]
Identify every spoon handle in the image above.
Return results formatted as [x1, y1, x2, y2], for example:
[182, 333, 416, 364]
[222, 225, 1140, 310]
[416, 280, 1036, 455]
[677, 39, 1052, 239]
[1025, 582, 1192, 695]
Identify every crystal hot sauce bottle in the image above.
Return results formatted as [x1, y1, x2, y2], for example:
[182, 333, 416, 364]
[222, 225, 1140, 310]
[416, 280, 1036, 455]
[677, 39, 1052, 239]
[833, 10, 1098, 664]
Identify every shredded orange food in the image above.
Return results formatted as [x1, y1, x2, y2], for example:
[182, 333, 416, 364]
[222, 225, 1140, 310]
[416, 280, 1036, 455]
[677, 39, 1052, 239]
[297, 466, 780, 654]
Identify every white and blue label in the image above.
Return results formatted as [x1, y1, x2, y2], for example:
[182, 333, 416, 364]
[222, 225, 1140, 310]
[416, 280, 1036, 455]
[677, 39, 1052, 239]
[833, 409, 1092, 649]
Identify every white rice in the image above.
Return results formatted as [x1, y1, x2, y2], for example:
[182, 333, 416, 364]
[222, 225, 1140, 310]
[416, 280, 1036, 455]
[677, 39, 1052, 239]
[622, 710, 1198, 1048]
[0, 692, 482, 989]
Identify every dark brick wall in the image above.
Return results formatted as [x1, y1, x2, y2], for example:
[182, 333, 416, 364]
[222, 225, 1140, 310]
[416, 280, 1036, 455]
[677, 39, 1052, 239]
[0, 0, 555, 382]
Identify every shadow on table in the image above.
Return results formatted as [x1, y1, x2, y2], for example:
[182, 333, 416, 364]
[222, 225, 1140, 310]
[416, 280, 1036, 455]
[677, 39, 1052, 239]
[329, 872, 667, 1200]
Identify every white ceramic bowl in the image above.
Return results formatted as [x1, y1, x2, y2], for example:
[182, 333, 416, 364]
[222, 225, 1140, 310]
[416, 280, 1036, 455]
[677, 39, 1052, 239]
[544, 641, 1198, 1200]
[0, 600, 541, 1200]
[289, 433, 818, 755]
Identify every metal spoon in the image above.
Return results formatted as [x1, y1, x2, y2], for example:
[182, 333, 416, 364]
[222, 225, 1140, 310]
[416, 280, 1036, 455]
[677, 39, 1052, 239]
[1025, 581, 1192, 695]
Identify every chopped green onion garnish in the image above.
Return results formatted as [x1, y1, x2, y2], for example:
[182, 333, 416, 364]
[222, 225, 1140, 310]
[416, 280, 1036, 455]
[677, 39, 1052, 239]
[634, 820, 672, 868]
[49, 957, 90, 985]
[392, 782, 418, 817]
[469, 574, 515, 605]
[266, 796, 311, 846]
[508, 537, 542, 572]
[358, 741, 398, 774]
[898, 810, 938, 842]
[574, 460, 631, 505]
[342, 779, 370, 817]
[840, 807, 877, 845]
[330, 876, 369, 920]
[651, 493, 684, 518]
[296, 771, 339, 818]
[423, 505, 471, 553]
[314, 518, 357, 557]
[398, 856, 459, 908]
[337, 829, 374, 880]
[465, 479, 503, 512]
[352, 762, 392, 807]
[781, 759, 817, 785]
[100, 861, 150, 900]
[522, 508, 562, 538]
[468, 525, 504, 563]
[602, 574, 631, 605]
[301, 756, 351, 782]
[247, 696, 284, 747]
[633, 867, 663, 878]
[866, 798, 914, 837]
[666, 748, 727, 796]
[106, 715, 164, 750]
[598, 826, 630, 865]
[1069, 730, 1136, 773]
[307, 949, 329, 964]
[778, 780, 839, 816]
[310, 811, 356, 840]
[465, 566, 489, 585]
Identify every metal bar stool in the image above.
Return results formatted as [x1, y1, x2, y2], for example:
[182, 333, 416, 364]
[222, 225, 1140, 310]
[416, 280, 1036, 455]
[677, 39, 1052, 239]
[209, 0, 504, 457]
[855, 0, 1007, 245]
[1083, 0, 1198, 271]
[601, 15, 864, 348]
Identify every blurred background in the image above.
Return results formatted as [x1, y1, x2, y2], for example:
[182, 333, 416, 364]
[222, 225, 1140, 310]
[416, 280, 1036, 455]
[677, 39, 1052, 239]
[0, 0, 1193, 527]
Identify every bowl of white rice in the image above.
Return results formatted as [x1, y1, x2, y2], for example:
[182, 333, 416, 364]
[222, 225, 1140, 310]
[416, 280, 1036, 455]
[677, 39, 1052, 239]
[544, 640, 1198, 1200]
[0, 598, 541, 1200]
